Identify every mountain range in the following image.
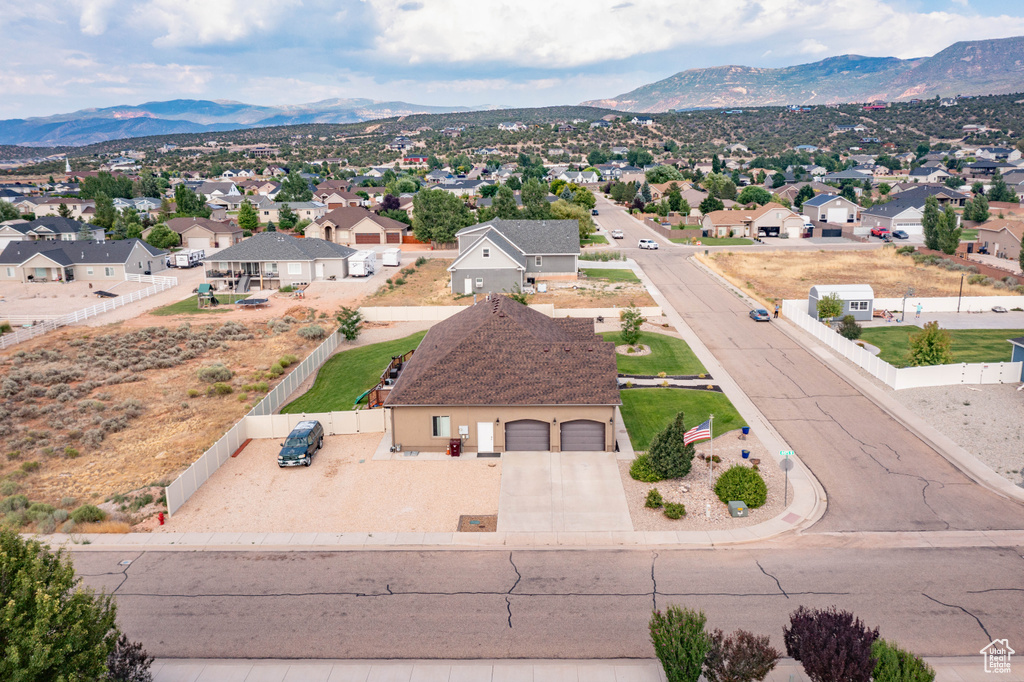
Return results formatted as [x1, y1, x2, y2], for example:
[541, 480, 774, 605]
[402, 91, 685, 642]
[0, 99, 485, 147]
[582, 36, 1024, 112]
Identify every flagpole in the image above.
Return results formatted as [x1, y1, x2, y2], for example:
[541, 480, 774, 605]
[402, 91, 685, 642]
[708, 414, 714, 488]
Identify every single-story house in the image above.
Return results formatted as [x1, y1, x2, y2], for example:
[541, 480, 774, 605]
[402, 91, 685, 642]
[557, 170, 599, 184]
[0, 217, 105, 249]
[0, 238, 166, 283]
[909, 166, 951, 183]
[800, 194, 860, 223]
[859, 200, 924, 235]
[975, 219, 1023, 261]
[203, 232, 356, 291]
[196, 182, 240, 200]
[384, 295, 620, 453]
[254, 199, 328, 224]
[435, 179, 492, 197]
[156, 217, 243, 251]
[448, 218, 579, 294]
[304, 207, 410, 246]
[887, 185, 968, 208]
[701, 204, 805, 238]
[808, 284, 874, 322]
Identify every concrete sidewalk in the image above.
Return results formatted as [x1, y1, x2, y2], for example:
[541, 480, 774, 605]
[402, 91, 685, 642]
[150, 656, 992, 682]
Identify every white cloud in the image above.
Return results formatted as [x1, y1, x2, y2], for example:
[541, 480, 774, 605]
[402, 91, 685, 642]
[797, 39, 829, 55]
[142, 0, 302, 47]
[71, 0, 122, 36]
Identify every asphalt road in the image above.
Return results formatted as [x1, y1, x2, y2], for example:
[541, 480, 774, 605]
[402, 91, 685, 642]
[74, 546, 1024, 659]
[595, 197, 1024, 533]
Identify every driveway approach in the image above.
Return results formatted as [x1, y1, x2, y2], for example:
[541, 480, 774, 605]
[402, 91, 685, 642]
[594, 196, 1024, 533]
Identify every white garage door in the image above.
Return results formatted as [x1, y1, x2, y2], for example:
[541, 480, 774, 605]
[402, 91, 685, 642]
[187, 237, 211, 251]
[826, 208, 847, 224]
[559, 420, 606, 451]
[504, 420, 550, 451]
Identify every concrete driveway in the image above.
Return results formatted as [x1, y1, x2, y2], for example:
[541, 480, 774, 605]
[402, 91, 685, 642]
[497, 452, 633, 532]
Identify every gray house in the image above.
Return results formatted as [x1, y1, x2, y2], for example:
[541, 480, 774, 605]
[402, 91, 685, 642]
[808, 284, 874, 322]
[1009, 337, 1024, 381]
[448, 219, 580, 295]
[0, 239, 166, 283]
[204, 232, 356, 291]
[800, 194, 860, 224]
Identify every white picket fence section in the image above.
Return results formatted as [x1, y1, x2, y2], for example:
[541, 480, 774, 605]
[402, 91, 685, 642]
[873, 295, 1024, 315]
[0, 273, 179, 350]
[360, 304, 663, 322]
[782, 300, 1022, 390]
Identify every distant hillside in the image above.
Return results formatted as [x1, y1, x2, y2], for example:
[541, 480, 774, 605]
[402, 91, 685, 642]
[583, 36, 1024, 112]
[0, 98, 483, 147]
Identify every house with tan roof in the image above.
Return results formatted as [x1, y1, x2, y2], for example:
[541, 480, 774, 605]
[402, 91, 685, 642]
[146, 217, 243, 252]
[384, 295, 620, 453]
[975, 219, 1023, 261]
[304, 207, 410, 246]
[701, 204, 804, 238]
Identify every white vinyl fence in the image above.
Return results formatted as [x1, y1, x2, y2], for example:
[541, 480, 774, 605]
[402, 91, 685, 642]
[873, 295, 1024, 315]
[360, 304, 663, 322]
[245, 410, 387, 439]
[247, 330, 342, 416]
[0, 273, 179, 350]
[783, 300, 1022, 390]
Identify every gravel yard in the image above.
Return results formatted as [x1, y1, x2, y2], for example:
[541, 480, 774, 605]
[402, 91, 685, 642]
[890, 384, 1024, 486]
[161, 433, 501, 533]
[618, 430, 791, 531]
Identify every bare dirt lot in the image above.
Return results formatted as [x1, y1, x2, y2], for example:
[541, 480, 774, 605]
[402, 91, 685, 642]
[161, 434, 501, 533]
[699, 248, 1023, 304]
[0, 279, 151, 320]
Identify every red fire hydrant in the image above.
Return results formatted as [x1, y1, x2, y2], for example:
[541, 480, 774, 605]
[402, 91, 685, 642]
[158, 512, 165, 526]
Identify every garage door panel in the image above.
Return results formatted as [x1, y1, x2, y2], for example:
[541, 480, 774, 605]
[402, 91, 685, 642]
[505, 420, 550, 451]
[355, 233, 381, 244]
[826, 208, 846, 224]
[187, 237, 211, 250]
[386, 232, 401, 244]
[560, 420, 606, 451]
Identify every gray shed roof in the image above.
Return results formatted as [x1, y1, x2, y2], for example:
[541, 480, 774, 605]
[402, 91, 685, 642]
[8, 216, 102, 235]
[457, 218, 580, 256]
[209, 232, 356, 262]
[0, 238, 164, 265]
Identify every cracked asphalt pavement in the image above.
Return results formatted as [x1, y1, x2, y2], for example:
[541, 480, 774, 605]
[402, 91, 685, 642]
[74, 548, 1023, 659]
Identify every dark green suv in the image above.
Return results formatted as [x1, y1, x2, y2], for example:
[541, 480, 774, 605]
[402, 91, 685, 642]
[278, 420, 324, 467]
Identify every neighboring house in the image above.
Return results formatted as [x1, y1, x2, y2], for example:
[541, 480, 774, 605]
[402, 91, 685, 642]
[808, 284, 874, 321]
[976, 147, 1021, 162]
[772, 181, 834, 204]
[701, 204, 805, 238]
[203, 232, 356, 291]
[221, 169, 255, 178]
[800, 194, 860, 223]
[154, 217, 243, 251]
[19, 198, 94, 219]
[196, 182, 240, 200]
[965, 160, 1016, 177]
[384, 295, 620, 453]
[0, 238, 166, 283]
[888, 185, 968, 208]
[448, 218, 580, 294]
[557, 170, 599, 184]
[304, 207, 410, 246]
[909, 166, 950, 183]
[631, 117, 653, 126]
[435, 179, 491, 197]
[1008, 338, 1024, 382]
[498, 122, 527, 132]
[255, 199, 327, 224]
[822, 169, 873, 182]
[975, 219, 1023, 261]
[424, 170, 454, 184]
[859, 200, 924, 234]
[0, 217, 105, 248]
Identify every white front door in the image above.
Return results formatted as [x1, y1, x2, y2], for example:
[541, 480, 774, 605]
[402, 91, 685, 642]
[477, 422, 494, 453]
[315, 262, 324, 279]
[464, 278, 473, 295]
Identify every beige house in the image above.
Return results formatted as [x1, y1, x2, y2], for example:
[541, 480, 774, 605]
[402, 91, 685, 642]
[701, 204, 805, 238]
[385, 296, 620, 453]
[254, 199, 327, 224]
[203, 232, 356, 291]
[305, 207, 410, 245]
[153, 217, 243, 251]
[0, 239, 166, 283]
[0, 217, 105, 249]
[976, 219, 1023, 261]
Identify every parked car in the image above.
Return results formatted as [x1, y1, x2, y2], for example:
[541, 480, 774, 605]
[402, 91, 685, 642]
[278, 420, 324, 467]
[749, 308, 770, 321]
[591, 209, 599, 216]
[638, 239, 659, 250]
[870, 227, 891, 238]
[992, 306, 1008, 313]
[610, 229, 624, 239]
[891, 230, 909, 240]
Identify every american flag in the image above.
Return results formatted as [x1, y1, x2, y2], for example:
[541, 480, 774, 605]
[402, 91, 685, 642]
[683, 418, 712, 445]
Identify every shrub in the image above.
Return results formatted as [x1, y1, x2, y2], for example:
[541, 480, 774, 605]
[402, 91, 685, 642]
[64, 447, 80, 459]
[208, 382, 233, 396]
[70, 504, 106, 524]
[60, 497, 76, 508]
[871, 638, 935, 682]
[278, 354, 299, 367]
[783, 606, 878, 682]
[267, 362, 285, 377]
[393, 276, 406, 286]
[35, 516, 57, 534]
[967, 274, 986, 285]
[838, 315, 862, 340]
[20, 461, 40, 473]
[908, 322, 953, 366]
[704, 628, 781, 682]
[415, 256, 427, 266]
[197, 364, 232, 383]
[620, 304, 644, 346]
[53, 509, 69, 523]
[279, 285, 294, 293]
[0, 494, 29, 512]
[648, 412, 697, 479]
[714, 466, 767, 508]
[6, 450, 20, 461]
[297, 324, 326, 340]
[0, 480, 19, 496]
[649, 605, 710, 682]
[106, 632, 155, 682]
[663, 503, 686, 519]
[630, 453, 662, 482]
[186, 389, 200, 398]
[645, 488, 664, 508]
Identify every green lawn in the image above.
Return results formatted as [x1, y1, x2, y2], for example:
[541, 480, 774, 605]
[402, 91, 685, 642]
[581, 235, 608, 245]
[620, 388, 746, 451]
[859, 326, 1024, 367]
[581, 267, 640, 283]
[150, 293, 250, 316]
[671, 236, 754, 246]
[281, 330, 427, 413]
[960, 229, 978, 241]
[601, 331, 706, 375]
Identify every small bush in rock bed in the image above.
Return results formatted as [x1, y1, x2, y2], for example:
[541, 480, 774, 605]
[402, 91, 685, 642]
[197, 364, 233, 383]
[70, 504, 106, 524]
[663, 503, 686, 519]
[645, 488, 664, 508]
[297, 324, 326, 340]
[278, 354, 299, 367]
[714, 465, 767, 508]
[630, 453, 662, 482]
[208, 382, 233, 396]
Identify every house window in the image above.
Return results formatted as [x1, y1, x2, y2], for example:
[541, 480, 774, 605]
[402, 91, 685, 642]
[475, 278, 483, 288]
[287, 263, 302, 275]
[482, 248, 490, 258]
[535, 256, 542, 267]
[265, 263, 279, 275]
[86, 267, 94, 275]
[431, 416, 450, 438]
[4, 267, 12, 277]
[849, 301, 870, 311]
[104, 267, 114, 277]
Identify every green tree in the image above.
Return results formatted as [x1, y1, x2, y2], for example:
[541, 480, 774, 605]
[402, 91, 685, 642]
[908, 322, 953, 366]
[794, 184, 815, 210]
[521, 178, 551, 220]
[479, 183, 500, 198]
[839, 182, 857, 202]
[79, 172, 133, 200]
[771, 172, 786, 188]
[173, 185, 210, 218]
[736, 186, 772, 206]
[648, 412, 697, 479]
[94, 192, 116, 230]
[963, 195, 989, 222]
[627, 148, 654, 167]
[0, 201, 19, 221]
[0, 530, 118, 681]
[921, 195, 941, 250]
[646, 165, 685, 183]
[649, 605, 710, 682]
[838, 315, 862, 340]
[78, 221, 94, 241]
[610, 181, 636, 204]
[871, 639, 935, 682]
[278, 204, 297, 230]
[237, 201, 259, 231]
[666, 183, 684, 212]
[276, 171, 313, 202]
[703, 173, 736, 200]
[412, 189, 474, 244]
[711, 155, 722, 173]
[587, 149, 609, 166]
[145, 224, 180, 249]
[816, 292, 843, 322]
[620, 303, 644, 346]
[937, 205, 962, 255]
[877, 182, 892, 196]
[492, 185, 519, 219]
[640, 181, 653, 203]
[572, 186, 596, 210]
[506, 175, 522, 190]
[550, 199, 594, 240]
[58, 202, 72, 218]
[336, 306, 363, 341]
[971, 181, 985, 196]
[699, 196, 724, 214]
[987, 170, 1017, 203]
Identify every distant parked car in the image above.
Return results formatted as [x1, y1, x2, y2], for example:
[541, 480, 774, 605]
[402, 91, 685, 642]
[749, 308, 770, 322]
[610, 229, 624, 239]
[992, 306, 1008, 313]
[638, 239, 659, 250]
[870, 227, 891, 238]
[591, 209, 599, 215]
[891, 230, 909, 240]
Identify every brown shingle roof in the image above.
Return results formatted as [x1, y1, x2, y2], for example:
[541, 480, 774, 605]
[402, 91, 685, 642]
[385, 296, 620, 407]
[976, 219, 1024, 243]
[164, 217, 241, 235]
[315, 206, 409, 231]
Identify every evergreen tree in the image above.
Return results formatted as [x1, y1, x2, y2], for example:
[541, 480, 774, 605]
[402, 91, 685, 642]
[921, 196, 941, 250]
[492, 185, 519, 219]
[648, 412, 697, 479]
[278, 204, 297, 230]
[699, 196, 724, 214]
[521, 178, 551, 219]
[58, 202, 72, 218]
[93, 192, 116, 230]
[908, 322, 953, 366]
[712, 154, 722, 174]
[173, 185, 210, 218]
[237, 201, 259, 231]
[937, 206, 962, 255]
[987, 170, 1016, 203]
[794, 184, 815, 210]
[640, 181, 653, 203]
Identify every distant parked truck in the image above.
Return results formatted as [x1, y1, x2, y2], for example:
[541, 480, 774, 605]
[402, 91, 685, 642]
[172, 249, 205, 268]
[382, 247, 402, 267]
[348, 250, 377, 277]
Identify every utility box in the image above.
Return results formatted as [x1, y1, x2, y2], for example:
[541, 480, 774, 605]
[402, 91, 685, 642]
[728, 501, 748, 518]
[447, 438, 462, 458]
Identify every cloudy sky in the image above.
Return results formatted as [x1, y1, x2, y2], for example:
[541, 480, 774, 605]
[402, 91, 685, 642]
[2, 0, 1023, 119]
